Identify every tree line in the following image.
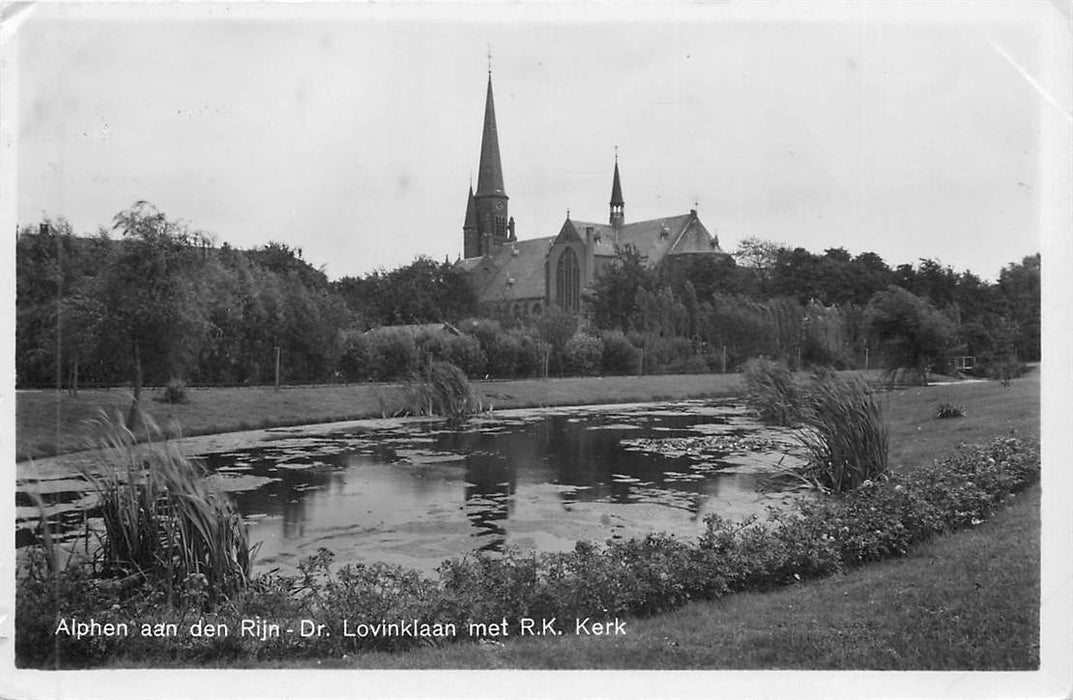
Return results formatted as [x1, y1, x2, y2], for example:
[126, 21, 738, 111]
[17, 203, 1040, 402]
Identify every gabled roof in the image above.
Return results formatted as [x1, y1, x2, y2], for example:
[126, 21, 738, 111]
[469, 236, 554, 302]
[562, 220, 616, 255]
[561, 212, 722, 264]
[456, 255, 484, 273]
[668, 215, 721, 255]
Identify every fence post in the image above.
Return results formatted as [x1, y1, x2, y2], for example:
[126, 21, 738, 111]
[275, 346, 281, 391]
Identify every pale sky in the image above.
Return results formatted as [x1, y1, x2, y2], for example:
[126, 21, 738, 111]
[12, 2, 1061, 281]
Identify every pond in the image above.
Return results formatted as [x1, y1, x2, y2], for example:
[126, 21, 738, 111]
[16, 401, 807, 573]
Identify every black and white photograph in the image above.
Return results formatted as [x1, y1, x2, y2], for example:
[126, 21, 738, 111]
[3, 2, 1070, 698]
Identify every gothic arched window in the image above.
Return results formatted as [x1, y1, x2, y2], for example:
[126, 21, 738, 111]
[556, 248, 581, 312]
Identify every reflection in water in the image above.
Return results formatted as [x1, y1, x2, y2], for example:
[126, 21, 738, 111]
[18, 402, 796, 571]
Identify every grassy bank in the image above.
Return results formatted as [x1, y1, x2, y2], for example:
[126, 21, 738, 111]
[16, 373, 746, 460]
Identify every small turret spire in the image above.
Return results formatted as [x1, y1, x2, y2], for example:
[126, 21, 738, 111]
[610, 150, 625, 229]
[464, 185, 477, 230]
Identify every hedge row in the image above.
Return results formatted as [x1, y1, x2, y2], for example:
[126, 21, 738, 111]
[337, 323, 721, 382]
[16, 437, 1038, 667]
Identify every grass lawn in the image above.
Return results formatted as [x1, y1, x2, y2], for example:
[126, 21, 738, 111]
[880, 376, 1039, 472]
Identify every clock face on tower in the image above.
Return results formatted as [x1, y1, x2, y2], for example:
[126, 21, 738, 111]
[496, 201, 504, 210]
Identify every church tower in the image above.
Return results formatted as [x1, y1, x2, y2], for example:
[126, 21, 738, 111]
[464, 70, 511, 258]
[609, 153, 625, 229]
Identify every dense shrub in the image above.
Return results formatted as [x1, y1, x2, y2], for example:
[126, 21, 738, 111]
[414, 331, 486, 379]
[981, 356, 1030, 384]
[481, 330, 540, 378]
[640, 335, 694, 374]
[156, 378, 189, 404]
[798, 437, 1038, 564]
[461, 320, 544, 379]
[599, 330, 641, 375]
[16, 436, 1039, 667]
[442, 334, 486, 378]
[365, 329, 418, 380]
[564, 333, 603, 376]
[337, 329, 372, 381]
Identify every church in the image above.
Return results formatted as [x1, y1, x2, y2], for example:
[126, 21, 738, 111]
[457, 71, 727, 317]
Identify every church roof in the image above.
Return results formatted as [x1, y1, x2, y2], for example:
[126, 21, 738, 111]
[468, 236, 554, 302]
[568, 213, 716, 264]
[456, 256, 483, 273]
[475, 75, 506, 198]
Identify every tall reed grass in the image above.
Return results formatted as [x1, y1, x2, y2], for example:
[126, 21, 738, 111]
[81, 410, 252, 600]
[744, 362, 888, 493]
[400, 360, 479, 425]
[795, 373, 889, 492]
[742, 358, 804, 426]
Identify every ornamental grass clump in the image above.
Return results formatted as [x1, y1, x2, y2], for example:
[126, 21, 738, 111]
[742, 358, 804, 425]
[401, 360, 479, 425]
[795, 373, 889, 493]
[936, 400, 966, 419]
[81, 410, 252, 601]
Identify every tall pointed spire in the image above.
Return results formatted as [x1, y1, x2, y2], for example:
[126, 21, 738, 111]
[610, 150, 625, 229]
[464, 185, 477, 229]
[610, 157, 624, 206]
[476, 73, 506, 197]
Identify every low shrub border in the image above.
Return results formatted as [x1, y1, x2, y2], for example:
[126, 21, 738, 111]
[16, 436, 1039, 668]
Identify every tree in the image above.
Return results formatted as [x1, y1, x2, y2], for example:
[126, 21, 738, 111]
[534, 306, 577, 376]
[584, 244, 654, 332]
[661, 253, 743, 302]
[103, 201, 210, 426]
[769, 247, 821, 304]
[56, 291, 105, 396]
[911, 258, 959, 308]
[333, 257, 476, 327]
[998, 253, 1041, 362]
[865, 286, 955, 385]
[732, 237, 782, 297]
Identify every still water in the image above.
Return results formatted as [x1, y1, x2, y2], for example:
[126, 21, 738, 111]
[17, 401, 804, 572]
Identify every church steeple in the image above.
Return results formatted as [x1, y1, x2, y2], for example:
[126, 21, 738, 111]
[466, 65, 510, 257]
[610, 151, 625, 229]
[476, 74, 506, 198]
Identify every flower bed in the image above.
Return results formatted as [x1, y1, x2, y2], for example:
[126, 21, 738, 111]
[16, 437, 1039, 667]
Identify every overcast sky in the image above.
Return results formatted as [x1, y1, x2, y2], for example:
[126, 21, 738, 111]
[12, 2, 1061, 281]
